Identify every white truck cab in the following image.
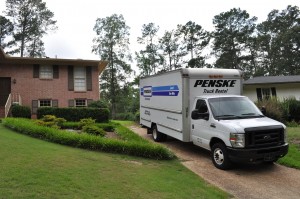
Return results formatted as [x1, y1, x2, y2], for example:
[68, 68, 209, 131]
[140, 68, 288, 169]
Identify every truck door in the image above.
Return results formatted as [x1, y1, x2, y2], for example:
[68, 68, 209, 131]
[191, 99, 212, 150]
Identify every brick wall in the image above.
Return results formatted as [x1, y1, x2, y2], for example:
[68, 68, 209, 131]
[0, 63, 100, 111]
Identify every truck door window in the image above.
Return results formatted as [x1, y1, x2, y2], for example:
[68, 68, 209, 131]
[196, 100, 208, 113]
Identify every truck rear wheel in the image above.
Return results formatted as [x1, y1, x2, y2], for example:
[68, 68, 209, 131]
[211, 143, 232, 170]
[152, 125, 167, 142]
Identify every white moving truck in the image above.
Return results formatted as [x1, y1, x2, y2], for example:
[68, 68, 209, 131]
[140, 68, 288, 169]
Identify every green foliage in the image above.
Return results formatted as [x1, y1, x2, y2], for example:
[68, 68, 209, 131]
[4, 0, 57, 57]
[136, 22, 163, 76]
[11, 104, 31, 118]
[257, 5, 300, 76]
[286, 121, 299, 127]
[277, 127, 300, 169]
[256, 97, 300, 125]
[92, 14, 132, 119]
[135, 111, 140, 122]
[0, 15, 15, 53]
[37, 107, 109, 123]
[0, 124, 229, 199]
[79, 118, 96, 129]
[88, 100, 109, 109]
[256, 98, 285, 122]
[282, 97, 300, 122]
[2, 118, 175, 160]
[35, 115, 66, 129]
[212, 8, 257, 77]
[82, 125, 106, 137]
[115, 112, 135, 121]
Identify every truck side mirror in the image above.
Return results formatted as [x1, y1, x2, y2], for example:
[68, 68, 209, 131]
[191, 110, 209, 120]
[261, 106, 266, 115]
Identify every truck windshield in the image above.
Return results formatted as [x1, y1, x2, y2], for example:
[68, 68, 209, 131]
[208, 97, 264, 120]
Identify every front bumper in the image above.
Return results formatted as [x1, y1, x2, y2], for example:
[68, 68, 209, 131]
[227, 143, 289, 163]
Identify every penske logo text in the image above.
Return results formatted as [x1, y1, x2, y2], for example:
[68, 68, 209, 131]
[194, 80, 236, 87]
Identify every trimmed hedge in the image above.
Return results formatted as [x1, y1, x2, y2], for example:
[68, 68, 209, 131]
[2, 118, 175, 160]
[11, 105, 31, 118]
[37, 107, 109, 123]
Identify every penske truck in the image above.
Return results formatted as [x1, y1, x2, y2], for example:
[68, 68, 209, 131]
[140, 68, 288, 169]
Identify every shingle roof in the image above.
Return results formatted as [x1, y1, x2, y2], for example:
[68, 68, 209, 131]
[0, 47, 108, 74]
[244, 76, 300, 85]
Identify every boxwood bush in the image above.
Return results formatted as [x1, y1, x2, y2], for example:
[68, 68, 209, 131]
[2, 118, 175, 160]
[11, 104, 31, 118]
[37, 107, 109, 123]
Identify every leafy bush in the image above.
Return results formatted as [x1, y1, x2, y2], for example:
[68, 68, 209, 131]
[35, 115, 66, 129]
[115, 113, 135, 121]
[2, 118, 175, 160]
[79, 118, 96, 129]
[286, 120, 299, 127]
[82, 125, 106, 137]
[282, 98, 300, 122]
[88, 100, 109, 109]
[11, 104, 31, 118]
[135, 111, 140, 122]
[37, 107, 109, 123]
[256, 98, 285, 122]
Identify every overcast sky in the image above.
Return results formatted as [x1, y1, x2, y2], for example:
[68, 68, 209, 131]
[1, 0, 300, 61]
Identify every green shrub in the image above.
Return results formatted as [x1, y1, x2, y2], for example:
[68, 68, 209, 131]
[11, 104, 31, 118]
[135, 111, 140, 122]
[82, 125, 106, 137]
[95, 123, 116, 132]
[115, 113, 135, 121]
[256, 98, 285, 123]
[282, 98, 300, 122]
[37, 107, 109, 123]
[60, 122, 80, 130]
[88, 100, 109, 109]
[35, 115, 66, 129]
[2, 118, 175, 160]
[79, 118, 96, 129]
[286, 120, 299, 127]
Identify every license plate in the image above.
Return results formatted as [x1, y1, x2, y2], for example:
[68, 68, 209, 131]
[264, 154, 275, 161]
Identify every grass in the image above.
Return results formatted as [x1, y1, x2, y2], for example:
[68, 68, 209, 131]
[277, 127, 300, 169]
[0, 124, 230, 199]
[2, 118, 174, 160]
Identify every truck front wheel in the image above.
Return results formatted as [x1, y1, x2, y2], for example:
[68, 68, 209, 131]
[152, 125, 167, 142]
[211, 143, 232, 170]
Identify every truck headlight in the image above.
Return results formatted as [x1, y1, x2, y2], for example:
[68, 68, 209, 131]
[230, 133, 245, 148]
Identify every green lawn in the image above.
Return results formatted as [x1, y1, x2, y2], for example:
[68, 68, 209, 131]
[0, 124, 229, 199]
[277, 127, 300, 169]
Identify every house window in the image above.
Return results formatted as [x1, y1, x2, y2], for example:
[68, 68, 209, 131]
[75, 99, 87, 107]
[39, 99, 52, 107]
[74, 66, 86, 91]
[39, 65, 53, 79]
[256, 87, 277, 101]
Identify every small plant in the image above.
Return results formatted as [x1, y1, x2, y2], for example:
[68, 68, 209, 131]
[35, 115, 66, 129]
[286, 120, 299, 127]
[82, 125, 106, 137]
[79, 118, 96, 129]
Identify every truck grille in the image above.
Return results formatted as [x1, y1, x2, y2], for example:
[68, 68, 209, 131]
[245, 125, 285, 149]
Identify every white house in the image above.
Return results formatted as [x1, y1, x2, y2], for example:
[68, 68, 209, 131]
[243, 76, 300, 102]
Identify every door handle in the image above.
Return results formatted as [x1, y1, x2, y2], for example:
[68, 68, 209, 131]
[192, 124, 194, 129]
[210, 123, 216, 128]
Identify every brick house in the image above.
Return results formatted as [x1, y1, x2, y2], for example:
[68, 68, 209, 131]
[0, 48, 108, 118]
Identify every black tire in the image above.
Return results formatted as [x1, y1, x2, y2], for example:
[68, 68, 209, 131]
[152, 125, 167, 142]
[211, 143, 232, 170]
